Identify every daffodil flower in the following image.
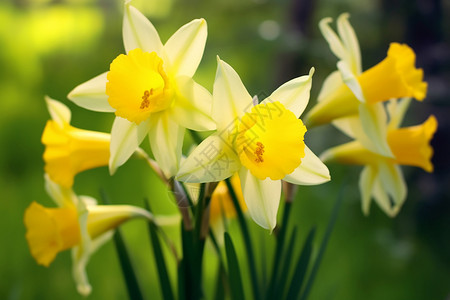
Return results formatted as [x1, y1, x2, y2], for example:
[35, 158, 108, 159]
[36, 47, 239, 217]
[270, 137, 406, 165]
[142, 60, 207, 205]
[321, 98, 437, 216]
[42, 96, 110, 188]
[177, 58, 330, 230]
[24, 175, 155, 295]
[306, 14, 427, 157]
[68, 3, 215, 177]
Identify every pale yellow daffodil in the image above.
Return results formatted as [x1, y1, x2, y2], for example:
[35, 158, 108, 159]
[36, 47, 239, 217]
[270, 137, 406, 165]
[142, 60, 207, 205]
[68, 3, 215, 178]
[306, 14, 427, 157]
[24, 174, 155, 296]
[177, 58, 330, 231]
[42, 96, 110, 188]
[321, 98, 437, 216]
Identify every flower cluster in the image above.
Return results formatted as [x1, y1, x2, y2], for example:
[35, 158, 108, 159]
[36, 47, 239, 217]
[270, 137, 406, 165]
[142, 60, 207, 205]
[25, 4, 436, 297]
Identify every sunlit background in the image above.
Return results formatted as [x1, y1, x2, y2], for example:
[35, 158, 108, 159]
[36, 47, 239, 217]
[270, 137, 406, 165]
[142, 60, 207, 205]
[1, 0, 449, 299]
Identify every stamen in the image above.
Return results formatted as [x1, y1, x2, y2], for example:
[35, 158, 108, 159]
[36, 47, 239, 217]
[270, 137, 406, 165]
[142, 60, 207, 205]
[140, 89, 153, 109]
[254, 142, 265, 163]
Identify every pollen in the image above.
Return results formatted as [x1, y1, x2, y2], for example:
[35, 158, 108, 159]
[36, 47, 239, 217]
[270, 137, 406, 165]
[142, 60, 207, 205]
[254, 142, 265, 163]
[140, 89, 153, 109]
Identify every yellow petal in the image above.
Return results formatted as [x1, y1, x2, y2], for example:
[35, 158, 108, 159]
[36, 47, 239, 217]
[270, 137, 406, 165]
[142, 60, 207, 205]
[24, 202, 81, 267]
[42, 120, 110, 188]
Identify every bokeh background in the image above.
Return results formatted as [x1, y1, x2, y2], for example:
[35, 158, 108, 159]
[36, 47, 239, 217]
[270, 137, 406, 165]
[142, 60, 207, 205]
[1, 0, 449, 299]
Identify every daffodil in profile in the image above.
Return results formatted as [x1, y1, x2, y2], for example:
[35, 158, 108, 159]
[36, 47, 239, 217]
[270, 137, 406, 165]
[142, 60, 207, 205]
[42, 96, 110, 188]
[68, 3, 215, 177]
[306, 14, 427, 157]
[24, 175, 155, 296]
[321, 98, 437, 216]
[177, 58, 330, 230]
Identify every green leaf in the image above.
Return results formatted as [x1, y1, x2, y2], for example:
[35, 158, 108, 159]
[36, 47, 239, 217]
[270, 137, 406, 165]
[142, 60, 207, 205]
[113, 229, 145, 300]
[224, 233, 245, 300]
[285, 227, 316, 300]
[299, 186, 344, 300]
[145, 201, 175, 300]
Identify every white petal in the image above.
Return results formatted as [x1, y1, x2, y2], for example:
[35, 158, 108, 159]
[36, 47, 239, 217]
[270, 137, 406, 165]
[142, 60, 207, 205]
[337, 13, 362, 75]
[44, 174, 76, 208]
[68, 72, 114, 112]
[123, 4, 163, 55]
[148, 112, 185, 178]
[337, 60, 364, 102]
[359, 166, 377, 216]
[378, 162, 407, 212]
[387, 97, 412, 130]
[170, 76, 216, 131]
[109, 117, 150, 175]
[45, 96, 71, 126]
[213, 58, 253, 132]
[372, 178, 397, 217]
[262, 67, 314, 118]
[331, 116, 359, 138]
[164, 18, 207, 77]
[177, 134, 240, 182]
[318, 70, 343, 102]
[239, 168, 281, 231]
[284, 146, 330, 185]
[358, 103, 393, 157]
[319, 17, 348, 62]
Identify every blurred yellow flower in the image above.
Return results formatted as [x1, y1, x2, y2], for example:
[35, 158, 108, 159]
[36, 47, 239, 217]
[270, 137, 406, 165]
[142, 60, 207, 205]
[42, 97, 110, 188]
[306, 14, 427, 158]
[321, 98, 437, 216]
[24, 175, 155, 296]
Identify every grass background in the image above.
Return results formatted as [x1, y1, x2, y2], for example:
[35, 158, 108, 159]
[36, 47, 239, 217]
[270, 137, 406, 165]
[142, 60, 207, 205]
[1, 0, 449, 299]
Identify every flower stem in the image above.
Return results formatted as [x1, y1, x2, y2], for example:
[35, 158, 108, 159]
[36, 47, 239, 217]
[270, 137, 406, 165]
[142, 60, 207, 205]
[225, 178, 260, 300]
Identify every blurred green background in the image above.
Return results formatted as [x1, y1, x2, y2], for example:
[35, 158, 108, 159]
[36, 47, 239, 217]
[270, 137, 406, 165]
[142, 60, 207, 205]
[1, 0, 449, 299]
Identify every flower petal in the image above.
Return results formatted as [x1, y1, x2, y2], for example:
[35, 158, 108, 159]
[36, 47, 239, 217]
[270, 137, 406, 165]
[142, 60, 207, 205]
[336, 13, 362, 75]
[387, 97, 412, 130]
[262, 67, 314, 118]
[337, 60, 364, 102]
[213, 58, 253, 132]
[45, 96, 71, 126]
[170, 76, 216, 131]
[164, 18, 207, 77]
[283, 145, 330, 185]
[378, 162, 407, 214]
[109, 117, 150, 175]
[148, 112, 185, 178]
[44, 174, 76, 208]
[331, 115, 359, 138]
[358, 103, 393, 157]
[177, 134, 240, 182]
[359, 165, 377, 216]
[319, 17, 348, 62]
[68, 72, 114, 112]
[317, 70, 343, 102]
[372, 178, 397, 217]
[123, 4, 163, 55]
[239, 168, 281, 231]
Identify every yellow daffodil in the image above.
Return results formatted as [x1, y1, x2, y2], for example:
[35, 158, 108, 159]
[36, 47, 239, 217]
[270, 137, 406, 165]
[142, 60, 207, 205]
[24, 175, 155, 295]
[306, 14, 427, 157]
[321, 98, 437, 216]
[42, 96, 110, 188]
[177, 58, 330, 230]
[68, 3, 215, 177]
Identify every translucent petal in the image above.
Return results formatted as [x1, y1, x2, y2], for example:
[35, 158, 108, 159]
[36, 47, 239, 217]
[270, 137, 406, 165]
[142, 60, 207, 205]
[378, 162, 407, 213]
[164, 18, 207, 77]
[317, 71, 343, 102]
[148, 112, 185, 178]
[213, 58, 253, 132]
[387, 97, 412, 130]
[359, 166, 377, 216]
[177, 135, 240, 182]
[262, 67, 314, 118]
[123, 4, 163, 55]
[170, 76, 215, 131]
[337, 13, 362, 75]
[45, 96, 71, 126]
[109, 117, 150, 175]
[68, 72, 114, 112]
[337, 60, 364, 102]
[319, 17, 348, 62]
[239, 168, 281, 231]
[283, 146, 330, 185]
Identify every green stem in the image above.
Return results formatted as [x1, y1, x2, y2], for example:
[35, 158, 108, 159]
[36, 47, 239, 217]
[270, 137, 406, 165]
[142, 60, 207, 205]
[225, 178, 260, 300]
